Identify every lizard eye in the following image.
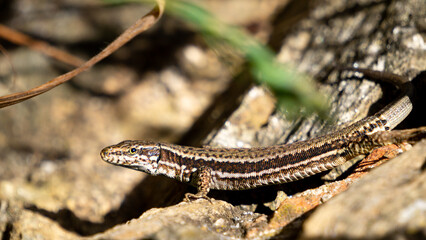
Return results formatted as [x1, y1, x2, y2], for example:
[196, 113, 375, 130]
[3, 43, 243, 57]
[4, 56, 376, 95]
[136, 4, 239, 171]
[130, 148, 137, 153]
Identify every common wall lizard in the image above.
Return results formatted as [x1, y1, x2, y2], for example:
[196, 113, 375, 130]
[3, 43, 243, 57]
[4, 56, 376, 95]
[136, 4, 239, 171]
[100, 69, 425, 200]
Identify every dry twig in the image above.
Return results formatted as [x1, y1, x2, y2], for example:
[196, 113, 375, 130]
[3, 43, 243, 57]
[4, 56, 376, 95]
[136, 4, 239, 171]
[0, 0, 165, 109]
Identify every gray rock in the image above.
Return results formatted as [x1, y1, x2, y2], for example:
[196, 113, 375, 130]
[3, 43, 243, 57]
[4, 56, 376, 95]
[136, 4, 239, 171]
[301, 140, 426, 239]
[92, 199, 267, 240]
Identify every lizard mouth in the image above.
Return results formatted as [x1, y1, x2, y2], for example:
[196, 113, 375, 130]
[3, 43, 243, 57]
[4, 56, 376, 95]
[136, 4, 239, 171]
[100, 146, 127, 165]
[100, 147, 113, 162]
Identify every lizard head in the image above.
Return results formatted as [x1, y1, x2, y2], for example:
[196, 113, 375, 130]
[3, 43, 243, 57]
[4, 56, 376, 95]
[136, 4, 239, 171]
[100, 140, 161, 174]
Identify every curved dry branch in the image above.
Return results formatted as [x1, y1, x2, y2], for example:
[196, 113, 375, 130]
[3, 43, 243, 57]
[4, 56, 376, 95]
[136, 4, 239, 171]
[0, 0, 165, 109]
[0, 24, 85, 67]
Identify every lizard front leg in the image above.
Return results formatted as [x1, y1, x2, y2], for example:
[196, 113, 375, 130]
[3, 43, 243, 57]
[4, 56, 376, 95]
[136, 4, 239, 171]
[184, 167, 213, 202]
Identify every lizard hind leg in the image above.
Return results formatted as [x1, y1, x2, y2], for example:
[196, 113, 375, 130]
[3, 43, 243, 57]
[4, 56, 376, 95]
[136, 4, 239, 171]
[184, 167, 213, 202]
[321, 155, 365, 181]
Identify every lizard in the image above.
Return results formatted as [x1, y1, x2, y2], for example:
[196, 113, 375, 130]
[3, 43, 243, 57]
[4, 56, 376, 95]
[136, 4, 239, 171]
[100, 68, 425, 200]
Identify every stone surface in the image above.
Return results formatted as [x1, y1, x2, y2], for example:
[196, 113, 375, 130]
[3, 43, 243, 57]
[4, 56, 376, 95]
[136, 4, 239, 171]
[0, 201, 79, 240]
[92, 199, 267, 240]
[301, 140, 426, 239]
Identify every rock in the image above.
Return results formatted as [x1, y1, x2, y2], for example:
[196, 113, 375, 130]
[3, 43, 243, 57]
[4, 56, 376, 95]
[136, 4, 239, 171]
[0, 201, 79, 240]
[301, 140, 426, 239]
[92, 199, 267, 240]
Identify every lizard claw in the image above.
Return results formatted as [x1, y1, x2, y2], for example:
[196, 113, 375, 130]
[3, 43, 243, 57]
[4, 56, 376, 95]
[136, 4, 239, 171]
[184, 193, 213, 203]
